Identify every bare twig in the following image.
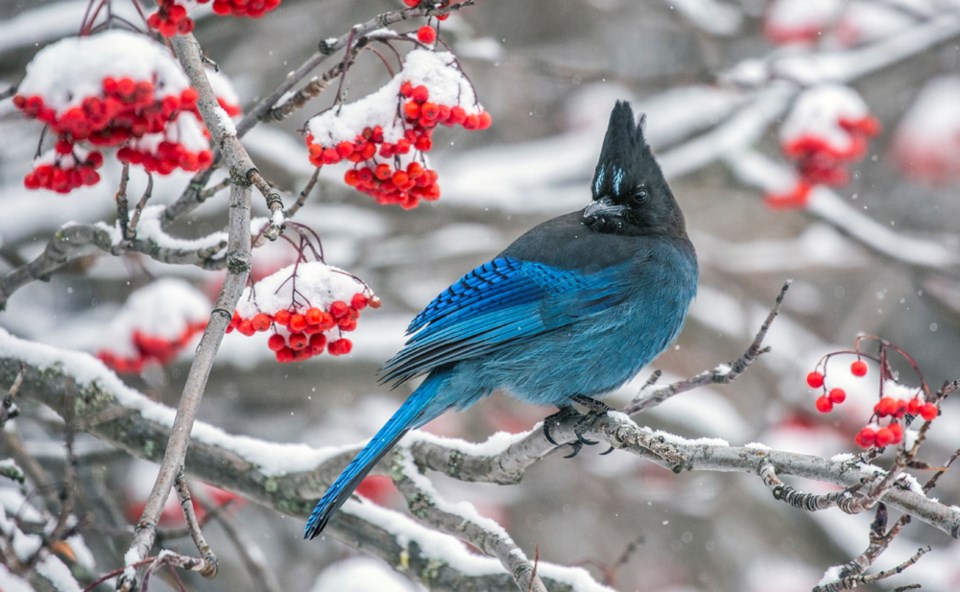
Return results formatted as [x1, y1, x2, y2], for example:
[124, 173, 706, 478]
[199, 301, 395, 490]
[812, 546, 930, 592]
[284, 168, 321, 220]
[173, 471, 218, 578]
[624, 279, 790, 415]
[114, 163, 131, 241]
[211, 508, 283, 592]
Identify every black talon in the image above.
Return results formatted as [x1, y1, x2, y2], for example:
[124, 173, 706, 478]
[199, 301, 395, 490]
[543, 421, 560, 446]
[563, 441, 583, 458]
[599, 446, 615, 455]
[576, 432, 599, 446]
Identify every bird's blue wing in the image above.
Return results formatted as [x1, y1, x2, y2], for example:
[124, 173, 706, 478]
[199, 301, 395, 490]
[380, 256, 633, 384]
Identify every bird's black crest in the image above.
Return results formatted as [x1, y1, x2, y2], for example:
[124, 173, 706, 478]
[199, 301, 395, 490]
[586, 101, 685, 237]
[591, 101, 659, 200]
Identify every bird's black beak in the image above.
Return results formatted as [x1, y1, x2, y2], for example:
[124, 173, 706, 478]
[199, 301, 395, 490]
[583, 196, 626, 221]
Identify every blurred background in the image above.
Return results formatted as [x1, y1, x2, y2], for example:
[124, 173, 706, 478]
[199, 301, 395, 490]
[2, 0, 960, 590]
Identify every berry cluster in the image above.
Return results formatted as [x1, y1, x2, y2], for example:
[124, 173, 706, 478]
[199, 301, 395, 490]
[228, 293, 372, 363]
[24, 146, 103, 193]
[117, 112, 214, 174]
[231, 260, 379, 364]
[807, 353, 940, 450]
[99, 321, 207, 374]
[305, 48, 490, 208]
[146, 0, 195, 37]
[765, 85, 880, 209]
[15, 78, 198, 148]
[14, 32, 225, 191]
[95, 278, 212, 374]
[148, 0, 282, 38]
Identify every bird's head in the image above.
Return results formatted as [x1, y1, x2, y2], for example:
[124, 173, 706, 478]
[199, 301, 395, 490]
[583, 101, 686, 236]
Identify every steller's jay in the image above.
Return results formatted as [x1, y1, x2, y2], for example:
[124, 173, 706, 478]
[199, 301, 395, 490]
[304, 101, 698, 539]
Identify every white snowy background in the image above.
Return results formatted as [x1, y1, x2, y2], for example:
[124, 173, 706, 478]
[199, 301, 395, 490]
[2, 0, 960, 591]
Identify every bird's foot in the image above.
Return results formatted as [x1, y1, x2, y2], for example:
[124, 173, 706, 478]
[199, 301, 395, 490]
[542, 397, 615, 457]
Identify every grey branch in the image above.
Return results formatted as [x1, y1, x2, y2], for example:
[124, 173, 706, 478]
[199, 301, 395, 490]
[0, 354, 607, 592]
[0, 223, 227, 309]
[392, 447, 548, 592]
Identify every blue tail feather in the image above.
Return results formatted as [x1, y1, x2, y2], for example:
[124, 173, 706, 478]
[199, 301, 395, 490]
[303, 377, 442, 539]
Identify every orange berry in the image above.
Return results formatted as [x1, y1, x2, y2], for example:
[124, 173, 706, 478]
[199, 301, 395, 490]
[252, 313, 272, 331]
[289, 313, 307, 332]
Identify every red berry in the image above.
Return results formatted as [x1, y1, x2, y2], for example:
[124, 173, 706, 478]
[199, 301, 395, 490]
[276, 346, 294, 363]
[888, 422, 903, 443]
[907, 398, 922, 415]
[330, 300, 350, 319]
[417, 25, 437, 44]
[815, 396, 833, 413]
[920, 403, 938, 421]
[854, 427, 876, 448]
[252, 313, 272, 331]
[351, 293, 369, 310]
[850, 360, 868, 377]
[274, 309, 291, 326]
[304, 307, 322, 325]
[400, 81, 414, 97]
[806, 371, 824, 389]
[267, 333, 286, 351]
[411, 85, 429, 103]
[289, 313, 307, 332]
[403, 0, 419, 6]
[477, 111, 492, 130]
[289, 332, 308, 350]
[238, 319, 255, 336]
[875, 397, 897, 417]
[328, 338, 352, 356]
[828, 388, 846, 404]
[874, 427, 894, 447]
[309, 333, 327, 354]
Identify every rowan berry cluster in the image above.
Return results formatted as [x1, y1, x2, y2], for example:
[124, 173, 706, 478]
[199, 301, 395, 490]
[228, 293, 374, 362]
[230, 259, 379, 364]
[765, 85, 880, 209]
[14, 31, 228, 192]
[15, 78, 198, 148]
[147, 0, 282, 38]
[117, 113, 214, 174]
[807, 339, 940, 450]
[99, 321, 208, 374]
[23, 146, 103, 193]
[305, 48, 490, 208]
[95, 279, 212, 374]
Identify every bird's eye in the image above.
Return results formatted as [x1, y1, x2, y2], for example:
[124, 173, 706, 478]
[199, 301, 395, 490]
[631, 190, 648, 205]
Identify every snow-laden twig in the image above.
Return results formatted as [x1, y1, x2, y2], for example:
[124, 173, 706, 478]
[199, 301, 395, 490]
[0, 222, 227, 309]
[391, 447, 548, 592]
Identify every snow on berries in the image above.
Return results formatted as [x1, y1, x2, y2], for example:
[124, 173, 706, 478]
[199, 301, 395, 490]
[229, 261, 380, 363]
[806, 337, 940, 450]
[891, 76, 960, 186]
[305, 49, 491, 209]
[765, 85, 879, 209]
[13, 30, 225, 191]
[96, 279, 210, 374]
[148, 0, 283, 38]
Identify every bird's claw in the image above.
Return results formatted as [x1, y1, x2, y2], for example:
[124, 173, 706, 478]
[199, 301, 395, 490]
[542, 397, 614, 458]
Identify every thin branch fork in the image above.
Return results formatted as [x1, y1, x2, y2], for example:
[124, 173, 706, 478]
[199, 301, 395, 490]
[624, 279, 790, 415]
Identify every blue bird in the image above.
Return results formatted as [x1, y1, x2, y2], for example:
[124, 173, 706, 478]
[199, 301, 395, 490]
[304, 101, 698, 539]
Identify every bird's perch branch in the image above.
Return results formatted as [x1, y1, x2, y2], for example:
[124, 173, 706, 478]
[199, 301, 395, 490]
[2, 333, 958, 591]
